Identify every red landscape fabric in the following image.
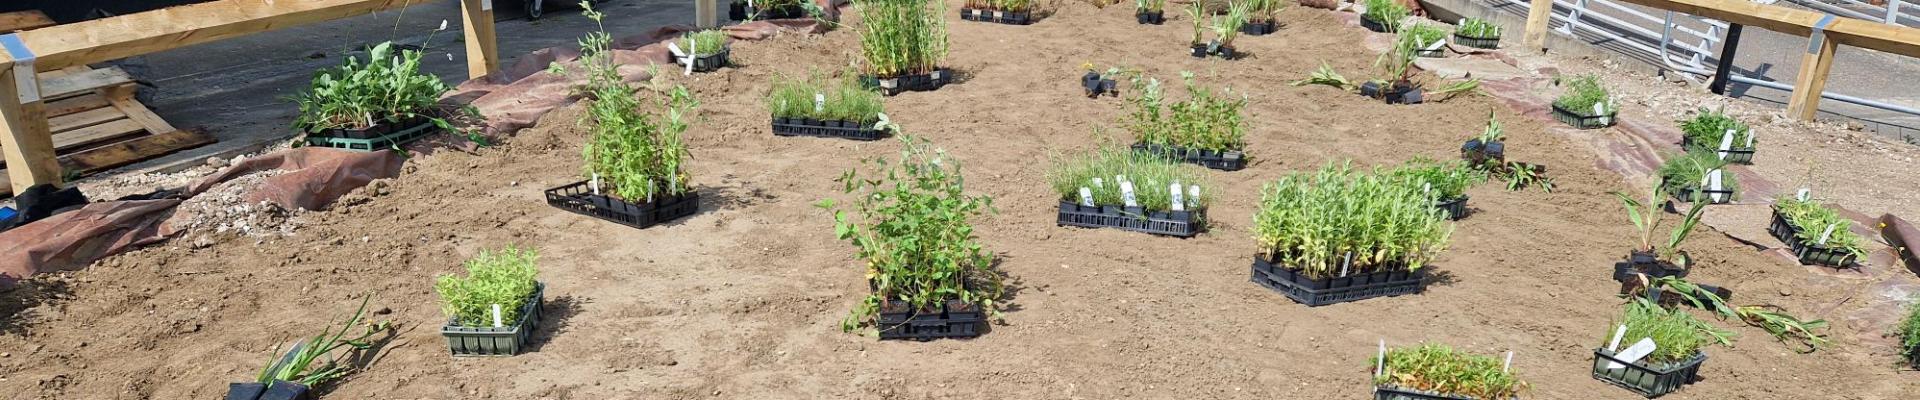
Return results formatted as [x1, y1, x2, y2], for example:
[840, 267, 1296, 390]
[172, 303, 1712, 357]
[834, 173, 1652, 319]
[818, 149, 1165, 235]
[183, 147, 407, 212]
[0, 200, 180, 286]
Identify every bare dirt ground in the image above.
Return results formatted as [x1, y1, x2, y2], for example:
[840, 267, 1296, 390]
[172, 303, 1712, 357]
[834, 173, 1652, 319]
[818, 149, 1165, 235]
[2, 3, 1918, 400]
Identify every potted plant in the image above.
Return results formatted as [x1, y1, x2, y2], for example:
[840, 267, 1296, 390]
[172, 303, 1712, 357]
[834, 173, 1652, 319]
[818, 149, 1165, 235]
[1678, 107, 1756, 164]
[1080, 64, 1122, 98]
[227, 295, 393, 400]
[1051, 143, 1212, 237]
[1401, 23, 1449, 57]
[1240, 0, 1284, 35]
[1899, 301, 1920, 369]
[1295, 60, 1481, 105]
[1657, 151, 1738, 205]
[436, 246, 543, 356]
[1360, 0, 1408, 33]
[1461, 111, 1505, 165]
[673, 29, 731, 73]
[731, 0, 810, 20]
[291, 41, 461, 148]
[1125, 72, 1248, 171]
[1208, 1, 1252, 58]
[821, 136, 1003, 340]
[1770, 196, 1868, 267]
[1136, 0, 1166, 24]
[1453, 17, 1502, 49]
[856, 0, 952, 95]
[1391, 158, 1487, 221]
[1372, 342, 1527, 399]
[1592, 299, 1727, 398]
[768, 71, 889, 140]
[1552, 75, 1618, 129]
[963, 0, 1034, 24]
[1612, 183, 1707, 285]
[1250, 161, 1453, 306]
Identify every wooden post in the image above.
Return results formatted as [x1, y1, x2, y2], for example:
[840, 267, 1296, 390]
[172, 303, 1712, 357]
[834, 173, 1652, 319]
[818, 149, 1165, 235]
[1524, 0, 1557, 52]
[1785, 16, 1839, 121]
[460, 0, 499, 80]
[0, 65, 60, 193]
[695, 0, 720, 28]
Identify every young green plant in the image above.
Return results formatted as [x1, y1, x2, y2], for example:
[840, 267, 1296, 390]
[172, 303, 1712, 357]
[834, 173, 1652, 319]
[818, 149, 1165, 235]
[855, 0, 950, 78]
[1362, 0, 1409, 32]
[435, 246, 541, 327]
[679, 29, 729, 56]
[1657, 150, 1739, 203]
[255, 294, 394, 388]
[1615, 182, 1708, 266]
[1458, 17, 1502, 39]
[1899, 299, 1920, 361]
[1608, 298, 1730, 367]
[1554, 74, 1616, 116]
[1048, 142, 1213, 216]
[1253, 161, 1454, 279]
[1773, 197, 1870, 261]
[1390, 157, 1487, 202]
[1372, 342, 1528, 399]
[1679, 107, 1754, 151]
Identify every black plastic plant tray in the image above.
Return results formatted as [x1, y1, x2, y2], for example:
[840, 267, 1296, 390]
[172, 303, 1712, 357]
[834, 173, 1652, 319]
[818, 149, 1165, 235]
[441, 282, 545, 356]
[1374, 385, 1484, 400]
[545, 180, 701, 230]
[1249, 254, 1427, 306]
[312, 115, 431, 140]
[1436, 196, 1468, 221]
[1769, 209, 1859, 267]
[1241, 20, 1278, 35]
[1056, 202, 1204, 238]
[225, 380, 309, 400]
[1136, 10, 1164, 24]
[729, 2, 806, 20]
[1908, 347, 1920, 369]
[305, 120, 439, 151]
[1131, 142, 1247, 171]
[1668, 185, 1734, 205]
[1359, 81, 1424, 104]
[1188, 43, 1240, 59]
[1361, 17, 1391, 33]
[862, 68, 952, 96]
[675, 47, 729, 73]
[1452, 33, 1500, 49]
[1551, 104, 1616, 129]
[877, 299, 985, 341]
[960, 8, 1033, 25]
[1681, 136, 1756, 164]
[1591, 348, 1706, 398]
[771, 117, 885, 141]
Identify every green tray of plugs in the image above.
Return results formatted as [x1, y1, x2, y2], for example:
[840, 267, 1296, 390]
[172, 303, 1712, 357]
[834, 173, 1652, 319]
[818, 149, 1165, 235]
[304, 122, 439, 152]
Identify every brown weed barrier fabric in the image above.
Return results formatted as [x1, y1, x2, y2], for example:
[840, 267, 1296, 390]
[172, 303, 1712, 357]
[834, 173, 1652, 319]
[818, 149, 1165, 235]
[0, 200, 180, 286]
[184, 148, 406, 212]
[1882, 214, 1920, 271]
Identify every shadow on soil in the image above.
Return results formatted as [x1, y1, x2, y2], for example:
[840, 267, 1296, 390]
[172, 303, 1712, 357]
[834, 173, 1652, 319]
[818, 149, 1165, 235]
[528, 295, 586, 353]
[0, 279, 73, 336]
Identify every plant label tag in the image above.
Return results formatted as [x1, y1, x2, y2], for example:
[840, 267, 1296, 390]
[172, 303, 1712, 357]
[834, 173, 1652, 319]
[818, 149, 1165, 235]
[1605, 324, 1628, 369]
[1376, 339, 1387, 377]
[1092, 177, 1103, 189]
[1423, 182, 1432, 195]
[814, 93, 826, 113]
[1707, 170, 1724, 202]
[665, 42, 688, 58]
[932, 70, 944, 81]
[1169, 183, 1185, 212]
[1818, 223, 1837, 245]
[1078, 187, 1094, 207]
[591, 173, 601, 195]
[1503, 351, 1514, 373]
[491, 304, 504, 328]
[1188, 185, 1201, 208]
[1609, 338, 1658, 369]
[1424, 39, 1446, 51]
[1594, 102, 1611, 126]
[1797, 188, 1810, 201]
[481, 0, 493, 11]
[1340, 252, 1352, 277]
[879, 79, 897, 89]
[1119, 181, 1138, 207]
[1746, 129, 1757, 147]
[1718, 130, 1736, 159]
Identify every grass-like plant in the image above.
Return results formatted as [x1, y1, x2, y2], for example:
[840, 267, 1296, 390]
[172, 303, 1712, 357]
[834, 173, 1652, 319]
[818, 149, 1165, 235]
[1375, 26, 1423, 83]
[1048, 142, 1213, 214]
[1186, 0, 1209, 46]
[435, 246, 541, 327]
[1244, 0, 1285, 23]
[679, 29, 729, 56]
[1136, 0, 1166, 12]
[767, 71, 886, 125]
[1554, 75, 1616, 116]
[820, 135, 1002, 333]
[1126, 72, 1248, 153]
[1212, 1, 1253, 48]
[254, 294, 393, 388]
[1253, 161, 1454, 278]
[1458, 17, 1502, 39]
[291, 41, 451, 133]
[1291, 62, 1355, 90]
[1679, 107, 1754, 151]
[1615, 183, 1708, 266]
[1373, 342, 1528, 399]
[855, 0, 949, 79]
[1640, 276, 1832, 352]
[1610, 298, 1729, 366]
[1900, 300, 1920, 360]
[1389, 157, 1487, 201]
[1773, 197, 1869, 260]
[1362, 0, 1409, 32]
[1657, 150, 1739, 203]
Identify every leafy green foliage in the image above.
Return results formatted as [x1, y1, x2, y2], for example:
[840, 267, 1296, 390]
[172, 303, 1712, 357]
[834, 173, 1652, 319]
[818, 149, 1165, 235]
[255, 294, 393, 387]
[1136, 0, 1166, 11]
[1211, 0, 1252, 47]
[1402, 23, 1448, 50]
[1637, 276, 1831, 353]
[567, 4, 698, 201]
[820, 136, 1001, 333]
[1373, 343, 1528, 399]
[1657, 150, 1739, 202]
[1458, 17, 1502, 39]
[1126, 72, 1248, 152]
[965, 0, 1033, 12]
[1253, 161, 1454, 279]
[1185, 0, 1208, 45]
[1774, 197, 1869, 260]
[1047, 142, 1213, 213]
[435, 246, 540, 327]
[1613, 298, 1729, 366]
[1900, 300, 1920, 358]
[1553, 75, 1615, 116]
[1362, 0, 1409, 32]
[679, 29, 729, 56]
[291, 42, 451, 133]
[1291, 62, 1355, 90]
[1389, 157, 1487, 200]
[1614, 183, 1708, 265]
[1244, 0, 1285, 22]
[1477, 110, 1505, 144]
[1679, 107, 1754, 151]
[767, 71, 886, 125]
[855, 0, 949, 78]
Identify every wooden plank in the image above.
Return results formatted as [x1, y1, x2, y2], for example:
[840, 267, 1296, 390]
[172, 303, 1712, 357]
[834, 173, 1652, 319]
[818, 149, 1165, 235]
[47, 107, 124, 132]
[1609, 0, 1920, 57]
[0, 129, 216, 197]
[1524, 0, 1556, 51]
[44, 94, 112, 117]
[0, 10, 56, 33]
[0, 66, 59, 193]
[1786, 35, 1840, 120]
[0, 0, 423, 72]
[39, 67, 133, 101]
[461, 0, 500, 79]
[51, 119, 145, 151]
[104, 85, 177, 133]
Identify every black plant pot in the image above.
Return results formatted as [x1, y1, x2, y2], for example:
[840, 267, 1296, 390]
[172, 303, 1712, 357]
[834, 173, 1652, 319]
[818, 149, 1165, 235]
[1359, 81, 1424, 104]
[1592, 349, 1706, 398]
[225, 383, 267, 400]
[1452, 33, 1500, 49]
[1215, 45, 1238, 59]
[1136, 10, 1164, 24]
[261, 381, 311, 400]
[1240, 20, 1278, 35]
[1190, 44, 1208, 58]
[1360, 16, 1391, 32]
[1461, 139, 1505, 165]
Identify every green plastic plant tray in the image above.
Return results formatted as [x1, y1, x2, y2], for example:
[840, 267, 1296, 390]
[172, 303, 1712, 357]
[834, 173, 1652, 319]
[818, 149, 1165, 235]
[305, 121, 438, 151]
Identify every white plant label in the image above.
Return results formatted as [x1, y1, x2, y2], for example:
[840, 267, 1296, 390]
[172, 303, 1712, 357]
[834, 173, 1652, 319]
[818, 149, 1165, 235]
[1340, 252, 1353, 277]
[682, 40, 696, 76]
[1818, 223, 1838, 245]
[1609, 338, 1659, 369]
[1423, 182, 1432, 196]
[1091, 177, 1103, 189]
[1707, 170, 1725, 203]
[1746, 129, 1757, 147]
[1119, 181, 1138, 207]
[491, 304, 504, 327]
[1718, 130, 1736, 160]
[1797, 188, 1811, 201]
[931, 70, 944, 80]
[1605, 324, 1628, 369]
[590, 173, 601, 195]
[1503, 351, 1514, 373]
[1424, 39, 1446, 51]
[1169, 183, 1186, 212]
[666, 42, 687, 58]
[813, 93, 826, 113]
[1078, 187, 1094, 207]
[1188, 185, 1201, 209]
[1594, 102, 1612, 126]
[1376, 339, 1387, 377]
[879, 79, 896, 89]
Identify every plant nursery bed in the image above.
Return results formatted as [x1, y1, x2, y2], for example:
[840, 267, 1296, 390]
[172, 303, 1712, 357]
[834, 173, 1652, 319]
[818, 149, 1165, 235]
[1055, 202, 1204, 238]
[441, 282, 545, 356]
[304, 121, 438, 151]
[225, 380, 311, 400]
[1452, 33, 1499, 49]
[1131, 142, 1246, 171]
[1436, 196, 1468, 220]
[771, 117, 886, 141]
[1374, 385, 1485, 400]
[544, 180, 701, 230]
[1241, 21, 1278, 35]
[1249, 254, 1427, 306]
[675, 48, 730, 73]
[862, 68, 953, 96]
[1550, 104, 1616, 129]
[1681, 136, 1756, 164]
[960, 8, 1034, 25]
[1767, 207, 1860, 267]
[1591, 348, 1706, 398]
[877, 298, 985, 341]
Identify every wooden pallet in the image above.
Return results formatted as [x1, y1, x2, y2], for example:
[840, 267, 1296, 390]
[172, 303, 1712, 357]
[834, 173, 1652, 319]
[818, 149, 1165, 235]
[0, 10, 214, 197]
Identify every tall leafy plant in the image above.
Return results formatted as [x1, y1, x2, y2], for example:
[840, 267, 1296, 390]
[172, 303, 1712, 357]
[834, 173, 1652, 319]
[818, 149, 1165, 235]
[855, 0, 949, 78]
[1048, 142, 1213, 214]
[1372, 343, 1528, 399]
[568, 3, 699, 201]
[1614, 184, 1708, 266]
[291, 41, 452, 133]
[1253, 161, 1454, 279]
[1390, 157, 1487, 201]
[1127, 72, 1248, 152]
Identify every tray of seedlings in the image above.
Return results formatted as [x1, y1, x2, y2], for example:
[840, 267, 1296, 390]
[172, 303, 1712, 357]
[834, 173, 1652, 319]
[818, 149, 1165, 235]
[857, 0, 953, 96]
[546, 32, 704, 230]
[1185, 0, 1251, 59]
[1901, 302, 1920, 369]
[824, 137, 1002, 341]
[437, 246, 545, 356]
[670, 30, 730, 73]
[1657, 150, 1737, 206]
[1678, 107, 1756, 164]
[1360, 0, 1408, 33]
[961, 0, 1036, 24]
[1050, 143, 1211, 237]
[1551, 75, 1618, 129]
[1371, 342, 1526, 400]
[1402, 24, 1449, 58]
[1135, 0, 1165, 24]
[226, 295, 393, 400]
[1452, 17, 1502, 49]
[1592, 300, 1721, 398]
[1769, 196, 1869, 267]
[1239, 0, 1283, 35]
[768, 72, 888, 141]
[729, 0, 811, 20]
[1392, 158, 1486, 221]
[1250, 162, 1451, 306]
[1125, 72, 1249, 170]
[1080, 64, 1121, 98]
[1611, 184, 1707, 286]
[294, 42, 458, 151]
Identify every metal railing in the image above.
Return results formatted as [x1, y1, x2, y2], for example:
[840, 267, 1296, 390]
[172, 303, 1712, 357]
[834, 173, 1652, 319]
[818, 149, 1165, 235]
[1779, 0, 1919, 27]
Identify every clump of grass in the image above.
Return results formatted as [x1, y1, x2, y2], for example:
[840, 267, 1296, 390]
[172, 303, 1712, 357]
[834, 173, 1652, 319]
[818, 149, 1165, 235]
[435, 246, 540, 327]
[1212, 1, 1252, 48]
[1253, 161, 1454, 279]
[1899, 300, 1920, 360]
[1362, 0, 1409, 32]
[1372, 342, 1528, 399]
[1245, 0, 1285, 23]
[1610, 299, 1730, 367]
[1554, 75, 1616, 116]
[253, 294, 393, 388]
[1048, 142, 1213, 214]
[1657, 150, 1739, 203]
[1458, 17, 1502, 39]
[1773, 197, 1869, 260]
[1401, 23, 1448, 50]
[1290, 62, 1354, 90]
[767, 71, 886, 125]
[1126, 72, 1248, 153]
[1679, 107, 1754, 151]
[1389, 157, 1487, 201]
[855, 0, 949, 79]
[679, 29, 729, 56]
[1136, 0, 1166, 12]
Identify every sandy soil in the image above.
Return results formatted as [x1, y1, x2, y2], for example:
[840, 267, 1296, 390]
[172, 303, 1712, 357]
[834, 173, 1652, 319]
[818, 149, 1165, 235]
[2, 3, 1918, 400]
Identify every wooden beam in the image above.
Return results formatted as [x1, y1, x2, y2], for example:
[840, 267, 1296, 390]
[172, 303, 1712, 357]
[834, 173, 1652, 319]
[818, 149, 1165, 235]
[461, 0, 500, 79]
[0, 129, 215, 197]
[1786, 33, 1840, 120]
[0, 66, 59, 193]
[0, 11, 56, 33]
[1524, 0, 1556, 52]
[0, 0, 421, 72]
[38, 67, 133, 101]
[1609, 0, 1920, 58]
[696, 0, 720, 28]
